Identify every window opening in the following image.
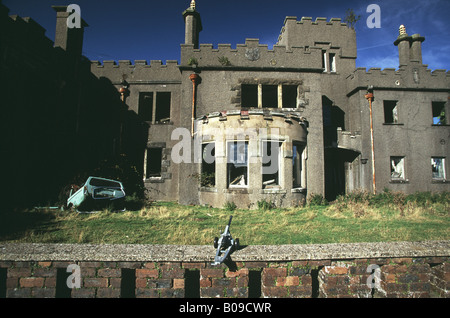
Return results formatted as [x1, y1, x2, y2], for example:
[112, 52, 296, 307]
[384, 101, 398, 124]
[390, 156, 405, 180]
[432, 102, 446, 125]
[241, 84, 258, 108]
[262, 141, 281, 188]
[329, 53, 336, 72]
[227, 141, 248, 187]
[201, 143, 216, 187]
[262, 85, 278, 108]
[292, 143, 303, 188]
[431, 157, 446, 179]
[322, 50, 327, 72]
[146, 148, 162, 178]
[138, 92, 153, 121]
[282, 85, 298, 108]
[155, 92, 171, 123]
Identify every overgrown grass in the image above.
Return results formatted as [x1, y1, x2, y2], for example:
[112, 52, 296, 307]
[0, 191, 448, 245]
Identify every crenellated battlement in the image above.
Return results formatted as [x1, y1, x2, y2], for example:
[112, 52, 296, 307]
[5, 12, 53, 49]
[91, 59, 179, 68]
[347, 66, 450, 95]
[277, 16, 356, 59]
[90, 59, 181, 82]
[294, 16, 347, 27]
[180, 38, 322, 70]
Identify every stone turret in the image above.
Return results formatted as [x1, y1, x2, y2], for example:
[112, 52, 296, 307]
[182, 0, 202, 49]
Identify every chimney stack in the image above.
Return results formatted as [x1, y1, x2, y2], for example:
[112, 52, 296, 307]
[182, 0, 202, 49]
[52, 5, 88, 56]
[394, 25, 425, 67]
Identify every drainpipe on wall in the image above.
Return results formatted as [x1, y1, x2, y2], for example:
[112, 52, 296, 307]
[365, 87, 376, 194]
[189, 73, 199, 137]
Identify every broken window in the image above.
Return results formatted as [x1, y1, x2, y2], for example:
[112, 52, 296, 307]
[138, 92, 153, 121]
[292, 143, 303, 188]
[155, 92, 171, 123]
[227, 141, 248, 188]
[432, 102, 446, 125]
[329, 53, 336, 72]
[262, 141, 281, 188]
[201, 143, 216, 187]
[241, 84, 258, 108]
[262, 85, 278, 108]
[384, 100, 399, 124]
[282, 85, 297, 108]
[431, 157, 446, 180]
[390, 156, 405, 180]
[145, 148, 162, 178]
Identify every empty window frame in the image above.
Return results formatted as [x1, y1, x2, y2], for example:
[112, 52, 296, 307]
[431, 157, 446, 180]
[241, 84, 258, 108]
[145, 148, 162, 178]
[329, 53, 336, 72]
[282, 85, 298, 108]
[138, 92, 153, 121]
[262, 141, 281, 188]
[292, 143, 304, 188]
[201, 143, 216, 187]
[262, 85, 278, 108]
[227, 141, 248, 188]
[432, 102, 446, 125]
[384, 101, 399, 124]
[138, 92, 171, 123]
[241, 84, 298, 108]
[390, 156, 405, 180]
[155, 92, 171, 123]
[322, 50, 327, 72]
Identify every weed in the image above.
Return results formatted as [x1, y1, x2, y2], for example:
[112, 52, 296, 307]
[307, 193, 328, 207]
[257, 200, 275, 211]
[223, 201, 237, 211]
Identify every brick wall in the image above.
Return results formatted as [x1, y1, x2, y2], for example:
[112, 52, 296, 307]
[1, 256, 448, 298]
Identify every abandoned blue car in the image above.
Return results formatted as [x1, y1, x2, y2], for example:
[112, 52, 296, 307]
[67, 176, 126, 212]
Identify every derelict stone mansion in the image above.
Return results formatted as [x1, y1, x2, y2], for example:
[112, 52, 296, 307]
[1, 1, 448, 208]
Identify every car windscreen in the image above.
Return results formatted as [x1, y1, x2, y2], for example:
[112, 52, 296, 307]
[89, 178, 122, 188]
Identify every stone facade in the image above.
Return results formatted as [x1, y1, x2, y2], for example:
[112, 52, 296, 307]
[1, 1, 449, 209]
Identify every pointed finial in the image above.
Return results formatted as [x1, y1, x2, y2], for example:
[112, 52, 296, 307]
[190, 0, 196, 10]
[399, 25, 407, 36]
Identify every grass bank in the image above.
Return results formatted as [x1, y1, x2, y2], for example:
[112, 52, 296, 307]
[0, 191, 448, 245]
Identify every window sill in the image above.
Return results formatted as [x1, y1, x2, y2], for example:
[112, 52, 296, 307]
[291, 187, 307, 193]
[431, 124, 450, 127]
[224, 188, 252, 194]
[432, 179, 448, 184]
[261, 188, 286, 194]
[389, 179, 409, 184]
[199, 187, 217, 192]
[144, 177, 164, 183]
[383, 123, 404, 126]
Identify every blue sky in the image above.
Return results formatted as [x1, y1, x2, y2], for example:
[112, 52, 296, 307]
[3, 0, 450, 70]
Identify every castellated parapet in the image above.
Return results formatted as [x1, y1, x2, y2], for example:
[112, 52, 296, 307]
[277, 17, 356, 59]
[180, 38, 322, 71]
[347, 66, 450, 96]
[90, 59, 181, 84]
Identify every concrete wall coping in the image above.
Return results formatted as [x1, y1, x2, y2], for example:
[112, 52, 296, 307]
[1, 241, 449, 262]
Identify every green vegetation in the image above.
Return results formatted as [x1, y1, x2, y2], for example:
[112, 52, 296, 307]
[0, 191, 448, 245]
